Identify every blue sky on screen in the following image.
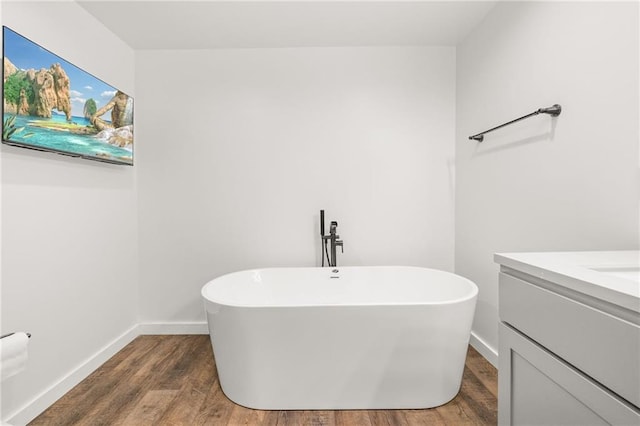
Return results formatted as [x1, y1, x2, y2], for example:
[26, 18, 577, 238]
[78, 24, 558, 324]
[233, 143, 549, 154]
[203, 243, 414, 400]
[3, 27, 122, 117]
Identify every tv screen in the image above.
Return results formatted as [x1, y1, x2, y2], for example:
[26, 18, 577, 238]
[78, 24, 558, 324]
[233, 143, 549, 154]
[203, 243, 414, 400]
[2, 26, 133, 165]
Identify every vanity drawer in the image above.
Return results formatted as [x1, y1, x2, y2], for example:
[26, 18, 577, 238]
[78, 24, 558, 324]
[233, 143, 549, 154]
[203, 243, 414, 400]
[499, 272, 640, 408]
[499, 323, 640, 425]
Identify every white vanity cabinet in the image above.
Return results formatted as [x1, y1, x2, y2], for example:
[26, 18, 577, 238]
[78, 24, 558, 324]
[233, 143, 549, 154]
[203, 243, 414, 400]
[495, 251, 640, 426]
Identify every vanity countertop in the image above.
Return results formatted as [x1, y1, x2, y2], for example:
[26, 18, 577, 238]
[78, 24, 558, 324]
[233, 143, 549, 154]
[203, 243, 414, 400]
[494, 251, 639, 313]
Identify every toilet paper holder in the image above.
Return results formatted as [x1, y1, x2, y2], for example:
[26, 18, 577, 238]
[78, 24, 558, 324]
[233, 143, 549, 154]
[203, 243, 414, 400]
[0, 332, 31, 339]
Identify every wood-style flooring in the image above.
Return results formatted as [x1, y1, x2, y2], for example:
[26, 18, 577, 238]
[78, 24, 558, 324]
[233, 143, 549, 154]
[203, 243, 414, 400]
[30, 335, 497, 425]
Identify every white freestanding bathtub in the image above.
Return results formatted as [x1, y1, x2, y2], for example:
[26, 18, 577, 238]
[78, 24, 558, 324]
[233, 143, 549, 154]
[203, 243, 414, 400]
[201, 266, 478, 410]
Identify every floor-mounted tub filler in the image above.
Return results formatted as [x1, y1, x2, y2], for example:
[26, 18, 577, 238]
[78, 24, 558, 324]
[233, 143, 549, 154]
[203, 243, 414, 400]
[201, 266, 478, 410]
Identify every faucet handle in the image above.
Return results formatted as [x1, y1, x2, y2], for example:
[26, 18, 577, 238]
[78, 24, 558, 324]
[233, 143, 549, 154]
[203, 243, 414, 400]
[330, 221, 338, 235]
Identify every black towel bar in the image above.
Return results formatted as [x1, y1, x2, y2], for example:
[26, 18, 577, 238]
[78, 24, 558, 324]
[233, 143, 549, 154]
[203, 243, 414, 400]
[469, 104, 561, 142]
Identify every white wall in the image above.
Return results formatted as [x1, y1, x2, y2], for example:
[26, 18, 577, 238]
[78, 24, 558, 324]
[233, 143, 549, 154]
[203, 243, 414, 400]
[136, 47, 456, 323]
[1, 1, 137, 422]
[456, 1, 639, 361]
[5, 1, 636, 420]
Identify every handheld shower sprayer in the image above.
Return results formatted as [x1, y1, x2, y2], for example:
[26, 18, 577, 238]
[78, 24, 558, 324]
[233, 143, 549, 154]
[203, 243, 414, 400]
[319, 210, 343, 267]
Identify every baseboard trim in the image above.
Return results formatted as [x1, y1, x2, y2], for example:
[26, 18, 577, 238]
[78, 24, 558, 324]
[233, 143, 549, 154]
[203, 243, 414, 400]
[138, 321, 208, 335]
[7, 322, 209, 424]
[469, 330, 499, 368]
[8, 324, 140, 425]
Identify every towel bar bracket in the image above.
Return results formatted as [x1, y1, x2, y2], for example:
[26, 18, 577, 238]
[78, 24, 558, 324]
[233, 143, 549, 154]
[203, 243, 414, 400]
[0, 332, 31, 339]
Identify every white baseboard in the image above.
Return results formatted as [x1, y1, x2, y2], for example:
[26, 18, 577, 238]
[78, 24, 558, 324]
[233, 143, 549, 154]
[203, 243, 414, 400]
[7, 322, 209, 424]
[138, 321, 208, 335]
[8, 324, 140, 426]
[469, 330, 499, 368]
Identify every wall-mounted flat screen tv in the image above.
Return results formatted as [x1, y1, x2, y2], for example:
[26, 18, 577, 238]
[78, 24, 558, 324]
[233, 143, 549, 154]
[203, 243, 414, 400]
[2, 26, 133, 165]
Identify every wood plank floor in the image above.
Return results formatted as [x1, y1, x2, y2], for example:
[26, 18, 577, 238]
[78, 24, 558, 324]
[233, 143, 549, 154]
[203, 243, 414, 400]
[30, 335, 497, 425]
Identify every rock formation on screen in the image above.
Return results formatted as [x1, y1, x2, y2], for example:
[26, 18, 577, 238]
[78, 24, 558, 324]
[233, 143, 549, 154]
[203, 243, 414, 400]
[3, 58, 72, 121]
[91, 91, 134, 149]
[18, 88, 30, 115]
[3, 58, 18, 114]
[3, 57, 17, 81]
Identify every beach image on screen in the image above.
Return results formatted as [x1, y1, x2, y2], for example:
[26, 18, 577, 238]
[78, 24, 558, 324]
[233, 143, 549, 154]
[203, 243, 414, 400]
[2, 27, 133, 165]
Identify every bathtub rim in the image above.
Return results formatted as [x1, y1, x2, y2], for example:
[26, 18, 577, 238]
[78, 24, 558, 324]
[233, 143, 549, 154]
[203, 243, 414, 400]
[202, 265, 479, 309]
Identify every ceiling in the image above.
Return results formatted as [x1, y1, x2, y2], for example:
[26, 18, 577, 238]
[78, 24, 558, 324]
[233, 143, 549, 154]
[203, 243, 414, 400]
[77, 1, 498, 50]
